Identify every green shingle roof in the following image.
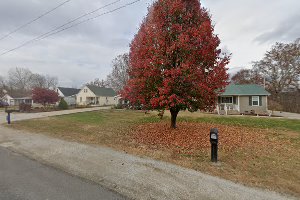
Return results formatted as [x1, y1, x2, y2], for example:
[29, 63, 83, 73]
[220, 84, 270, 96]
[87, 85, 117, 97]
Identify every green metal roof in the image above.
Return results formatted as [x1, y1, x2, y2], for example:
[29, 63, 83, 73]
[220, 84, 271, 96]
[87, 85, 117, 97]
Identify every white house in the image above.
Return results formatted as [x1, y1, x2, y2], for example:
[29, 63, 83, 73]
[56, 87, 80, 105]
[76, 85, 118, 106]
[2, 94, 33, 106]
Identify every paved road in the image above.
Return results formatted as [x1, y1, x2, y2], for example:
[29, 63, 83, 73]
[0, 146, 125, 200]
[0, 106, 110, 124]
[0, 126, 296, 200]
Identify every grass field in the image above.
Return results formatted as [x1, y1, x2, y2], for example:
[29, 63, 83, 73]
[9, 109, 300, 197]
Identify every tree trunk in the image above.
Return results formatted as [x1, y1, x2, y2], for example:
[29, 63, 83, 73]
[170, 108, 179, 129]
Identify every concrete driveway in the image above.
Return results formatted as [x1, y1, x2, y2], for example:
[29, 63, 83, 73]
[272, 111, 300, 120]
[0, 106, 110, 124]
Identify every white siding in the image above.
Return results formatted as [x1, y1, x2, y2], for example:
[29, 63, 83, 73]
[76, 86, 118, 106]
[76, 86, 96, 105]
[64, 96, 76, 105]
[2, 94, 13, 105]
[56, 88, 65, 97]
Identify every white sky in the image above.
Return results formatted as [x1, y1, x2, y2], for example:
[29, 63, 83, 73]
[0, 0, 299, 87]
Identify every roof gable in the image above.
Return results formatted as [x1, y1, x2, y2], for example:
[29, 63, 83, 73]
[86, 85, 116, 97]
[58, 87, 80, 97]
[221, 84, 271, 96]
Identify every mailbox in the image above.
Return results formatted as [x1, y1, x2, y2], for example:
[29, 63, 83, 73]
[210, 128, 218, 144]
[210, 128, 219, 162]
[5, 109, 15, 125]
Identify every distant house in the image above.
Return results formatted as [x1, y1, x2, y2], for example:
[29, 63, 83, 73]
[56, 87, 80, 105]
[76, 85, 118, 106]
[2, 93, 33, 106]
[218, 84, 271, 115]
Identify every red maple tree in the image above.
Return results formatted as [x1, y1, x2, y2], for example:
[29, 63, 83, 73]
[32, 87, 59, 106]
[122, 0, 230, 128]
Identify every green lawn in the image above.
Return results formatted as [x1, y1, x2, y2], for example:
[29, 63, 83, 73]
[9, 109, 300, 197]
[178, 115, 300, 132]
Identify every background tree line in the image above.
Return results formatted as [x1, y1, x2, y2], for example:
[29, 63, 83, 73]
[88, 39, 299, 114]
[0, 67, 58, 97]
[87, 53, 129, 93]
[231, 39, 300, 113]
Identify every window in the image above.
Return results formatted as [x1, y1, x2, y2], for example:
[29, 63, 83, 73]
[252, 96, 259, 106]
[84, 89, 88, 93]
[221, 97, 233, 104]
[80, 97, 82, 102]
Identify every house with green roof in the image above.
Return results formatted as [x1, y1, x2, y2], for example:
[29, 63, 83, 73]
[56, 87, 81, 105]
[218, 84, 271, 114]
[76, 85, 118, 106]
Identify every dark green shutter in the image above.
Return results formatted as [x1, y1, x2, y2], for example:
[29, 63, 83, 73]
[233, 96, 237, 104]
[259, 96, 262, 106]
[249, 96, 252, 106]
[218, 96, 221, 103]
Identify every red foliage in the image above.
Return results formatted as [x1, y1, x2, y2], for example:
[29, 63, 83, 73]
[122, 0, 230, 125]
[132, 122, 289, 154]
[32, 87, 59, 106]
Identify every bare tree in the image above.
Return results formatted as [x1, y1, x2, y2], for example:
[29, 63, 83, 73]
[0, 75, 6, 97]
[106, 53, 129, 92]
[253, 39, 300, 96]
[7, 67, 33, 91]
[7, 67, 58, 92]
[231, 69, 264, 85]
[31, 74, 47, 88]
[45, 75, 58, 89]
[87, 78, 107, 87]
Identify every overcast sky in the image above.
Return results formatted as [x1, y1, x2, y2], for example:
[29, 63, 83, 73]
[0, 0, 299, 87]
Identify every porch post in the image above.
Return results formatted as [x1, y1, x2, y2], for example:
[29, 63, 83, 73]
[238, 96, 240, 112]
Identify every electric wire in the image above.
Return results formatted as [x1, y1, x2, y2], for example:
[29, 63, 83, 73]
[0, 0, 141, 57]
[0, 0, 71, 41]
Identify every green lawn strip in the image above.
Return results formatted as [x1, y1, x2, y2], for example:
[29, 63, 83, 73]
[54, 110, 159, 125]
[176, 115, 300, 133]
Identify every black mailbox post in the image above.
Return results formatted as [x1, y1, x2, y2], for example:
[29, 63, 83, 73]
[5, 109, 15, 125]
[210, 128, 219, 162]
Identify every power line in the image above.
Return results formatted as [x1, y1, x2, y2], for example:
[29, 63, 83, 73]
[37, 0, 122, 41]
[37, 0, 122, 42]
[0, 0, 71, 41]
[40, 0, 141, 40]
[0, 0, 141, 57]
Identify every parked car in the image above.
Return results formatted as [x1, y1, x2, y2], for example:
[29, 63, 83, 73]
[0, 100, 9, 107]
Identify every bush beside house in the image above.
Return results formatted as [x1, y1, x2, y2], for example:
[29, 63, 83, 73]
[58, 98, 68, 110]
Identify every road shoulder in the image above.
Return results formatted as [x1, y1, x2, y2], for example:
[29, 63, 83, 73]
[0, 126, 296, 200]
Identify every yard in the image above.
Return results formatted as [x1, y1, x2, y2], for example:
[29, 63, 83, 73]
[9, 109, 300, 197]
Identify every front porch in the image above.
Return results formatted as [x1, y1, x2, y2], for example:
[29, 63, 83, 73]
[217, 103, 240, 115]
[86, 97, 100, 105]
[10, 98, 33, 106]
[217, 96, 240, 115]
